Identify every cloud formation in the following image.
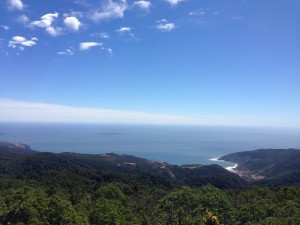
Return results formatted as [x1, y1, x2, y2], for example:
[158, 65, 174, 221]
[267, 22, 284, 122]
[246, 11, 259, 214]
[134, 1, 151, 10]
[17, 15, 29, 24]
[156, 19, 175, 32]
[116, 26, 132, 32]
[91, 0, 127, 21]
[0, 99, 295, 127]
[57, 47, 74, 56]
[46, 27, 62, 36]
[165, 0, 184, 6]
[79, 42, 103, 51]
[8, 36, 38, 50]
[7, 0, 23, 10]
[1, 25, 10, 30]
[64, 16, 81, 31]
[0, 99, 206, 124]
[115, 26, 135, 38]
[31, 13, 59, 28]
[91, 32, 110, 39]
[107, 48, 113, 56]
[31, 12, 62, 36]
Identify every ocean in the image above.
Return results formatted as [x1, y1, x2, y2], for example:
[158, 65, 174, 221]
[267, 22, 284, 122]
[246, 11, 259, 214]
[1, 123, 300, 167]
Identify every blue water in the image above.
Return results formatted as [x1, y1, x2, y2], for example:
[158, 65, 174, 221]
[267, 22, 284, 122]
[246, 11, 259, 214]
[0, 123, 300, 166]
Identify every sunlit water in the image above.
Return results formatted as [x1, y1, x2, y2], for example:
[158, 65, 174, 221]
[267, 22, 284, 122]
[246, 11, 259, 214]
[1, 123, 300, 167]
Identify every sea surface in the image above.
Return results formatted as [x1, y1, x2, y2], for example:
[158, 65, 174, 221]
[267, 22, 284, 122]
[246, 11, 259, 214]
[1, 123, 300, 167]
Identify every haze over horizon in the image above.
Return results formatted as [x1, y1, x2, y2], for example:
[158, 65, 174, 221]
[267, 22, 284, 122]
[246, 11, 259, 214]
[0, 0, 299, 127]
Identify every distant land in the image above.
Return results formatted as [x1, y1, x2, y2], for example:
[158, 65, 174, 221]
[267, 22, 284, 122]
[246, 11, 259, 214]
[0, 141, 246, 189]
[1, 141, 300, 188]
[220, 148, 300, 186]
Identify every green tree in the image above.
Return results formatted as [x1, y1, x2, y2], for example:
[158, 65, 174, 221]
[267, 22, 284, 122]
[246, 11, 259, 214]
[89, 199, 126, 225]
[150, 186, 204, 225]
[0, 188, 88, 225]
[94, 183, 128, 205]
[197, 185, 233, 224]
[89, 183, 135, 225]
[47, 193, 89, 225]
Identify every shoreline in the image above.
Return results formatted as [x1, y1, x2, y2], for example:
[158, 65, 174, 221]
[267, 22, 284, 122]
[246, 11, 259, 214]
[209, 157, 265, 180]
[209, 157, 238, 172]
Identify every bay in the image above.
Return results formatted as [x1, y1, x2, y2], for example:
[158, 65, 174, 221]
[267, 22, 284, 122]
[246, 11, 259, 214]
[1, 123, 300, 166]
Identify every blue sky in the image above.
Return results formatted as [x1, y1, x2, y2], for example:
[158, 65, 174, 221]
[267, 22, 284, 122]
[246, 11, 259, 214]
[0, 0, 299, 127]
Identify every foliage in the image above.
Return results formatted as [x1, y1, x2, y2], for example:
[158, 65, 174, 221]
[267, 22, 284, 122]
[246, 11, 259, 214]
[0, 179, 299, 225]
[0, 187, 89, 225]
[150, 185, 233, 225]
[150, 187, 204, 225]
[0, 144, 300, 224]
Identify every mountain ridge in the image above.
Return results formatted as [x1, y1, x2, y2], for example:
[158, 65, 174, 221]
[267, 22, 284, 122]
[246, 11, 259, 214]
[2, 141, 300, 188]
[0, 141, 246, 189]
[220, 148, 300, 186]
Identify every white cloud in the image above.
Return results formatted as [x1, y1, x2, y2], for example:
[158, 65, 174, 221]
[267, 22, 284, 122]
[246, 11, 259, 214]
[46, 26, 62, 36]
[63, 11, 84, 19]
[116, 26, 132, 32]
[17, 15, 29, 25]
[188, 9, 205, 16]
[91, 32, 110, 39]
[8, 36, 38, 49]
[7, 0, 23, 10]
[157, 23, 175, 31]
[31, 13, 59, 28]
[31, 12, 62, 36]
[91, 0, 128, 21]
[156, 19, 175, 32]
[64, 16, 81, 31]
[1, 98, 296, 127]
[0, 99, 211, 125]
[79, 42, 103, 51]
[165, 0, 184, 6]
[107, 48, 113, 56]
[100, 32, 110, 39]
[115, 27, 135, 38]
[134, 1, 151, 10]
[1, 25, 10, 30]
[57, 48, 74, 56]
[157, 19, 167, 23]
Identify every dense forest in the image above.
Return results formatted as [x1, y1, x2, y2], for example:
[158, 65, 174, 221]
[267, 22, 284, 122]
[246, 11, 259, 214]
[0, 142, 300, 225]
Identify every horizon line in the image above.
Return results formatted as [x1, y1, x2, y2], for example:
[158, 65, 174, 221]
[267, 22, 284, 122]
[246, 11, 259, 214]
[0, 98, 299, 128]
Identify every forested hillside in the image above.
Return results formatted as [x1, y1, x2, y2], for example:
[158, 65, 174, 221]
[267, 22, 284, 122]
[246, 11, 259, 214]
[0, 142, 246, 189]
[0, 142, 299, 225]
[220, 148, 300, 186]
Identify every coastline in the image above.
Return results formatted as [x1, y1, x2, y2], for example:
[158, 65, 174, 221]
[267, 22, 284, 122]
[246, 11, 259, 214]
[210, 157, 266, 181]
[209, 157, 238, 172]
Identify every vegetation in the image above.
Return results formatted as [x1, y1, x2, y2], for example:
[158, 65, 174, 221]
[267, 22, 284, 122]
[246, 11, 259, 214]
[220, 148, 300, 185]
[0, 142, 299, 224]
[1, 181, 299, 225]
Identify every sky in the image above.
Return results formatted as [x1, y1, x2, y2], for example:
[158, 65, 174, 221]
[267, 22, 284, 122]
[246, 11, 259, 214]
[0, 0, 299, 127]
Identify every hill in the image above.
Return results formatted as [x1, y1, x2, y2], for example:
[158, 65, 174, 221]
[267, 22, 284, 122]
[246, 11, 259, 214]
[220, 148, 300, 186]
[0, 141, 246, 189]
[1, 142, 300, 225]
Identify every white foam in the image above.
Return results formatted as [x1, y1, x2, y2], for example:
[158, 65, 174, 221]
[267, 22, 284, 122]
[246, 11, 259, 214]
[209, 157, 226, 163]
[226, 163, 238, 172]
[209, 157, 220, 162]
